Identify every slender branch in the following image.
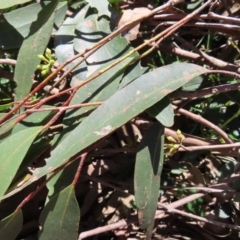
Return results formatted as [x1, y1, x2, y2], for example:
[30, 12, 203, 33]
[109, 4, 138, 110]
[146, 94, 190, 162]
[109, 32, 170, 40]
[0, 58, 16, 65]
[165, 128, 219, 146]
[41, 102, 101, 130]
[162, 186, 239, 194]
[153, 21, 240, 34]
[207, 69, 240, 80]
[25, 102, 102, 113]
[153, 12, 240, 25]
[158, 203, 240, 230]
[134, 0, 213, 60]
[79, 193, 206, 239]
[78, 219, 134, 239]
[171, 82, 240, 99]
[15, 166, 63, 211]
[176, 34, 240, 74]
[157, 43, 240, 74]
[179, 142, 240, 151]
[72, 153, 88, 186]
[173, 105, 233, 143]
[15, 151, 88, 211]
[215, 173, 240, 185]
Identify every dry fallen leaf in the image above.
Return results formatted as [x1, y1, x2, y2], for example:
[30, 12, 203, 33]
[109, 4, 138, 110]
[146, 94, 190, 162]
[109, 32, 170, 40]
[117, 7, 151, 41]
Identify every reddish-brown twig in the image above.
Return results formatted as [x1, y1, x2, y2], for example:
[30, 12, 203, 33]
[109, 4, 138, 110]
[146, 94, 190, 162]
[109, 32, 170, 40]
[0, 2, 172, 125]
[173, 105, 233, 143]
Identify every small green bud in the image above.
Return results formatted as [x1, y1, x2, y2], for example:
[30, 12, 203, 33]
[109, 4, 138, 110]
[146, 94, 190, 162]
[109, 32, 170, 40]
[169, 148, 176, 153]
[37, 54, 49, 63]
[49, 59, 55, 65]
[36, 64, 42, 70]
[166, 143, 174, 149]
[219, 138, 225, 143]
[176, 129, 185, 141]
[41, 69, 48, 76]
[41, 64, 50, 70]
[172, 144, 180, 150]
[166, 136, 177, 143]
[46, 48, 51, 55]
[45, 48, 52, 60]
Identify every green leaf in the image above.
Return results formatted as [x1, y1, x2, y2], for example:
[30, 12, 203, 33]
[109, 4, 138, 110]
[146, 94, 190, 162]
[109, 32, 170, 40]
[64, 57, 134, 124]
[12, 106, 54, 134]
[46, 157, 80, 202]
[0, 116, 17, 143]
[0, 106, 54, 144]
[53, 2, 68, 33]
[1, 63, 207, 200]
[180, 75, 205, 92]
[4, 109, 55, 181]
[14, 0, 59, 103]
[134, 122, 164, 238]
[118, 61, 148, 89]
[147, 97, 174, 127]
[55, 4, 89, 82]
[0, 126, 41, 197]
[0, 0, 32, 9]
[187, 0, 204, 10]
[39, 185, 80, 240]
[74, 13, 134, 74]
[0, 210, 23, 240]
[0, 2, 66, 49]
[86, 0, 111, 17]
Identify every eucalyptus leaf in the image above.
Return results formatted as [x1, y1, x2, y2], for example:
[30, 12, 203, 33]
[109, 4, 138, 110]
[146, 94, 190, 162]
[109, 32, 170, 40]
[85, 0, 111, 17]
[0, 2, 67, 49]
[0, 210, 23, 240]
[46, 158, 80, 202]
[0, 0, 32, 9]
[0, 126, 41, 197]
[134, 122, 164, 238]
[119, 60, 148, 89]
[147, 97, 174, 127]
[64, 57, 135, 124]
[55, 4, 89, 82]
[1, 63, 207, 200]
[74, 13, 133, 75]
[14, 0, 59, 103]
[39, 185, 80, 240]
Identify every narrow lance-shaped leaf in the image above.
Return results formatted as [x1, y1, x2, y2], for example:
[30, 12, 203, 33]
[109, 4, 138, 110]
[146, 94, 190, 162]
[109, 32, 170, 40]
[0, 210, 23, 240]
[55, 4, 89, 83]
[46, 157, 81, 202]
[134, 122, 165, 239]
[1, 63, 207, 200]
[64, 57, 135, 124]
[147, 97, 174, 127]
[74, 13, 136, 75]
[14, 0, 59, 103]
[0, 2, 67, 49]
[85, 0, 111, 18]
[0, 0, 32, 9]
[0, 106, 54, 144]
[39, 185, 80, 240]
[118, 60, 148, 89]
[0, 126, 41, 197]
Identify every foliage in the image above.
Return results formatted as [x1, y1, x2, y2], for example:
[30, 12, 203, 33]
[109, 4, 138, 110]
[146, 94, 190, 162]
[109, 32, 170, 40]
[0, 0, 240, 239]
